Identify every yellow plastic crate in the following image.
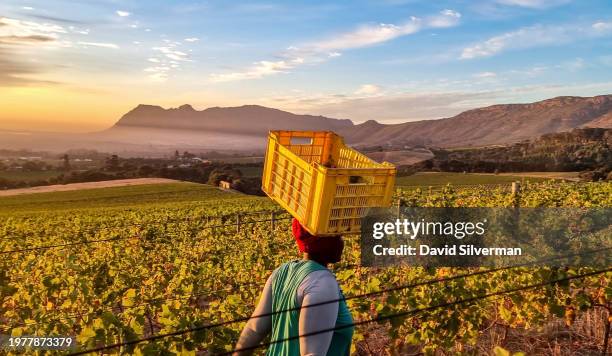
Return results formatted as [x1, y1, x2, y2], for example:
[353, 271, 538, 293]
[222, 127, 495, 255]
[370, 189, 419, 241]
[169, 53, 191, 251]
[262, 130, 396, 236]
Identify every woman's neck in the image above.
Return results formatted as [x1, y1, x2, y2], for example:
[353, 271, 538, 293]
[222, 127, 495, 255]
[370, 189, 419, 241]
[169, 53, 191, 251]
[303, 253, 328, 267]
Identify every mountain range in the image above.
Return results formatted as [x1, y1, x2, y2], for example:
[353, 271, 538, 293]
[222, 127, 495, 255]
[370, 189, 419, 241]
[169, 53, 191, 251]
[114, 104, 353, 134]
[109, 94, 612, 149]
[0, 94, 610, 155]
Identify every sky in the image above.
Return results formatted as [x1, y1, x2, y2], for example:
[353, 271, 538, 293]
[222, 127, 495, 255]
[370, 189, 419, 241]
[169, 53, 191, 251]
[0, 0, 611, 132]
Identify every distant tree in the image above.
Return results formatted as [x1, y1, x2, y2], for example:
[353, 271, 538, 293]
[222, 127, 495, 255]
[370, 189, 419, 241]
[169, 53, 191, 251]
[0, 177, 8, 189]
[62, 154, 71, 171]
[174, 150, 180, 160]
[138, 165, 155, 176]
[231, 177, 264, 196]
[105, 154, 120, 171]
[23, 161, 44, 171]
[207, 170, 229, 186]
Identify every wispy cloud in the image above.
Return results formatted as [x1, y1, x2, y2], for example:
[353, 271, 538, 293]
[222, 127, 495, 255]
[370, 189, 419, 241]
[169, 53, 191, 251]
[592, 21, 612, 31]
[508, 65, 548, 77]
[27, 14, 89, 25]
[0, 17, 66, 40]
[144, 40, 195, 81]
[69, 26, 89, 35]
[0, 17, 66, 86]
[269, 91, 495, 123]
[355, 84, 383, 96]
[473, 71, 497, 78]
[296, 9, 460, 53]
[210, 59, 302, 82]
[0, 46, 58, 87]
[144, 65, 171, 81]
[0, 34, 55, 44]
[556, 57, 585, 71]
[461, 21, 612, 59]
[210, 9, 461, 82]
[153, 46, 189, 61]
[184, 37, 199, 42]
[495, 0, 571, 8]
[77, 41, 119, 49]
[0, 16, 80, 48]
[116, 10, 130, 17]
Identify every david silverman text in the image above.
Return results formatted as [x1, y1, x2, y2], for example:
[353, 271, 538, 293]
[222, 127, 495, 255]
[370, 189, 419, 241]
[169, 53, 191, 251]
[372, 245, 522, 256]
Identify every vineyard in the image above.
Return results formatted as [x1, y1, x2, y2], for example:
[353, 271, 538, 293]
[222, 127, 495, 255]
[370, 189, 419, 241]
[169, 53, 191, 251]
[0, 181, 611, 355]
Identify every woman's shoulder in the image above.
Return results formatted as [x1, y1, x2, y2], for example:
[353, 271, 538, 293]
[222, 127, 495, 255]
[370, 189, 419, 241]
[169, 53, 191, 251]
[301, 269, 338, 288]
[298, 269, 340, 301]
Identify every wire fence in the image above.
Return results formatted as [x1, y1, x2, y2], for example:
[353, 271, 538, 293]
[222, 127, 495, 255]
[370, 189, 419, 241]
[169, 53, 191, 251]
[2, 262, 362, 330]
[224, 268, 612, 355]
[4, 247, 609, 333]
[67, 267, 612, 355]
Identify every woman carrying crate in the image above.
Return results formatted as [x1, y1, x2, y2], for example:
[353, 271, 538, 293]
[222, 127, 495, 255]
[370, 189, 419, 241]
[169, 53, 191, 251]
[233, 218, 354, 356]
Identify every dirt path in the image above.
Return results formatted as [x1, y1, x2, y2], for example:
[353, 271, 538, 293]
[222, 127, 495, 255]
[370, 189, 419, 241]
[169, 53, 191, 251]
[0, 178, 180, 197]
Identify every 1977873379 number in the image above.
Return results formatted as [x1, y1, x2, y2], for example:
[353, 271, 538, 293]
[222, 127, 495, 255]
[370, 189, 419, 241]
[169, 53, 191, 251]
[1, 335, 76, 350]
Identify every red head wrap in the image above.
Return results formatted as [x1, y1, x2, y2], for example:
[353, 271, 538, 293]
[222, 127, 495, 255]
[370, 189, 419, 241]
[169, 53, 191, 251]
[292, 218, 343, 263]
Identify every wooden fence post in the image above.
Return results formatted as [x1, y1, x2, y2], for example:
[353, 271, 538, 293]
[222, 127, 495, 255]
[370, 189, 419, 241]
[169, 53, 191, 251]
[236, 213, 241, 233]
[511, 181, 522, 242]
[602, 307, 610, 356]
[396, 198, 403, 220]
[512, 181, 521, 207]
[271, 211, 276, 231]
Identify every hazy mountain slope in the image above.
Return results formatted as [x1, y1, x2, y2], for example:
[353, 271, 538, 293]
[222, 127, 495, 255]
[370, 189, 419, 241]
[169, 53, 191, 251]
[112, 104, 353, 135]
[110, 95, 611, 149]
[341, 95, 612, 147]
[583, 111, 612, 128]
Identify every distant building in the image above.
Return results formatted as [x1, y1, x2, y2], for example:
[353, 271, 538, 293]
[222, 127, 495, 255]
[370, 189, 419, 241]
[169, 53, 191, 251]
[219, 180, 231, 189]
[192, 157, 212, 165]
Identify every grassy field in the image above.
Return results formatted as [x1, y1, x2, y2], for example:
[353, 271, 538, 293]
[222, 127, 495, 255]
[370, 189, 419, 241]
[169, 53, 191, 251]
[0, 182, 270, 214]
[0, 170, 61, 182]
[395, 172, 552, 187]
